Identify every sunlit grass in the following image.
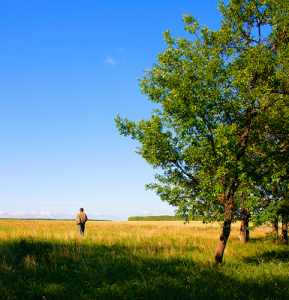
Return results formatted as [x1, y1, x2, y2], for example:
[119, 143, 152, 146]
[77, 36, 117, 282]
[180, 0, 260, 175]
[0, 219, 288, 300]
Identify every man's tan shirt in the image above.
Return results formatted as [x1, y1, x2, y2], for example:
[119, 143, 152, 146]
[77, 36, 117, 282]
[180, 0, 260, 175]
[76, 212, 88, 224]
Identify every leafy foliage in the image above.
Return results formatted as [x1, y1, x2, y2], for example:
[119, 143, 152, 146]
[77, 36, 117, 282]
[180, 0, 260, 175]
[115, 0, 289, 228]
[116, 0, 289, 262]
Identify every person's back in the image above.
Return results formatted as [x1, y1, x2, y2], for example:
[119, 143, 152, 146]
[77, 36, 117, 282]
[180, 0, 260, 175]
[76, 212, 88, 224]
[76, 208, 88, 235]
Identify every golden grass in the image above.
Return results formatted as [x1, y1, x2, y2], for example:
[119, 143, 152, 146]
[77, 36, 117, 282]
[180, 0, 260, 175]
[1, 219, 288, 300]
[0, 219, 272, 240]
[0, 219, 274, 261]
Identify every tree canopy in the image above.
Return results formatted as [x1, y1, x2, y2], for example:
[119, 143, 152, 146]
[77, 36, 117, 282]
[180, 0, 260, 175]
[115, 0, 289, 263]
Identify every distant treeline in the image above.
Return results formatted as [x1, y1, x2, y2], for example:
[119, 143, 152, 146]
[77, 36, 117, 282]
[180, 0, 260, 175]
[128, 215, 203, 221]
[0, 218, 112, 221]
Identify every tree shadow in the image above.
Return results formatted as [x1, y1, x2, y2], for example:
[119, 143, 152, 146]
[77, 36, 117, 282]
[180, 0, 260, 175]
[242, 249, 289, 264]
[0, 238, 288, 300]
[247, 237, 268, 244]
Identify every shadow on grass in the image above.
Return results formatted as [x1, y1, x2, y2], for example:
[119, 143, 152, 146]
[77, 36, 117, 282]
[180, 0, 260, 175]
[0, 238, 288, 300]
[247, 236, 268, 243]
[242, 249, 289, 265]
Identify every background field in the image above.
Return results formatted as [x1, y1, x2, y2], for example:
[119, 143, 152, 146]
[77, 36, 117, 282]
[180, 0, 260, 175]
[0, 219, 288, 299]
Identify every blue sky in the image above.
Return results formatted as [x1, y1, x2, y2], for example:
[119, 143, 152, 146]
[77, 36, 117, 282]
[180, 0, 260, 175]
[1, 0, 222, 221]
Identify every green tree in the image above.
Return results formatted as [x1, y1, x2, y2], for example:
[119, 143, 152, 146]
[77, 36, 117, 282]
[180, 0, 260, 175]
[250, 170, 289, 242]
[116, 0, 289, 263]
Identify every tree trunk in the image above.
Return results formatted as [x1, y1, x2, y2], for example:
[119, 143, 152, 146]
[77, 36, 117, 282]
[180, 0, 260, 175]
[240, 207, 250, 243]
[272, 217, 278, 241]
[272, 217, 278, 235]
[245, 222, 250, 242]
[240, 221, 246, 243]
[214, 219, 231, 264]
[281, 215, 287, 244]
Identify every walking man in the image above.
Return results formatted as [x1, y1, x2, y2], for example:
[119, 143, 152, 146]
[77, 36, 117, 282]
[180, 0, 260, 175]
[76, 208, 88, 235]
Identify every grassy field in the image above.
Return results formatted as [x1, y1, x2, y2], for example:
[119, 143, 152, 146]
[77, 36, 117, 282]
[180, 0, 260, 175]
[0, 219, 288, 300]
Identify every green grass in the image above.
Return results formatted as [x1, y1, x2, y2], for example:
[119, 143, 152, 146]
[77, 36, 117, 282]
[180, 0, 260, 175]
[0, 220, 288, 299]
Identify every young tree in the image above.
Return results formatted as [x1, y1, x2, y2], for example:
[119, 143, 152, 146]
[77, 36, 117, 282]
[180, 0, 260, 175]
[116, 0, 289, 263]
[254, 175, 289, 242]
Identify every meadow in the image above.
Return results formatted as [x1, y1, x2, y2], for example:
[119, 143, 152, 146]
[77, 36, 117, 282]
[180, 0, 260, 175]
[0, 219, 288, 300]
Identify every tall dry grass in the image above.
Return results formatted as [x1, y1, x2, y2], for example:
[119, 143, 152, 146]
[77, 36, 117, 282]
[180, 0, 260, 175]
[0, 219, 288, 300]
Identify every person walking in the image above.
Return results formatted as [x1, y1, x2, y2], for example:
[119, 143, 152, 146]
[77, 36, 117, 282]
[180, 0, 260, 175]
[76, 208, 88, 235]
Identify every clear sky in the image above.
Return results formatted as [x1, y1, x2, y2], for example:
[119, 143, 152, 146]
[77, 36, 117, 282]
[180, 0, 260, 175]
[1, 0, 222, 221]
